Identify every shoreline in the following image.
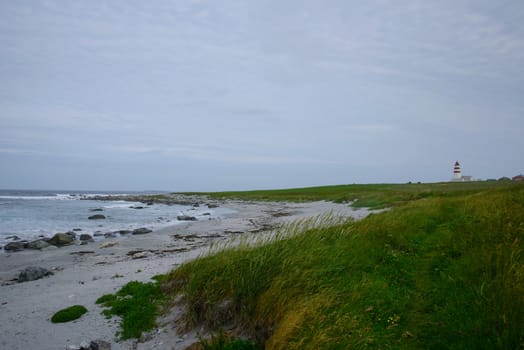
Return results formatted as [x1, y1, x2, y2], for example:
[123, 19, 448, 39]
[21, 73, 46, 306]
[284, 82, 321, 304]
[0, 198, 372, 350]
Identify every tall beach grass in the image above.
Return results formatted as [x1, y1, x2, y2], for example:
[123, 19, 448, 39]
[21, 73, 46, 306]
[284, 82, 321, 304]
[164, 183, 524, 349]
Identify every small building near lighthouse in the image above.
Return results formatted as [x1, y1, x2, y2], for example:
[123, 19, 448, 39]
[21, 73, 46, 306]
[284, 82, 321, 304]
[451, 161, 474, 182]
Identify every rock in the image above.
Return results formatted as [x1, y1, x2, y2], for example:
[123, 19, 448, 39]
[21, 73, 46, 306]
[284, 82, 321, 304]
[99, 242, 118, 249]
[132, 227, 152, 235]
[104, 232, 117, 238]
[18, 266, 54, 282]
[131, 206, 144, 209]
[26, 239, 51, 250]
[93, 231, 104, 237]
[79, 341, 90, 349]
[5, 235, 21, 240]
[4, 241, 26, 251]
[177, 215, 197, 221]
[90, 208, 104, 212]
[88, 214, 106, 220]
[79, 234, 94, 242]
[130, 251, 150, 259]
[47, 233, 75, 246]
[203, 212, 211, 216]
[90, 339, 111, 350]
[73, 228, 82, 231]
[207, 203, 219, 208]
[117, 230, 131, 235]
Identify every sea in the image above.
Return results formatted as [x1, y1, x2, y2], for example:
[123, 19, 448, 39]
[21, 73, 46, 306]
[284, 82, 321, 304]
[0, 189, 233, 250]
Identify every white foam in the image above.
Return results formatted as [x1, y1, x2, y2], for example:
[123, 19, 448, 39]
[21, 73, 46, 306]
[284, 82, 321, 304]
[0, 194, 75, 200]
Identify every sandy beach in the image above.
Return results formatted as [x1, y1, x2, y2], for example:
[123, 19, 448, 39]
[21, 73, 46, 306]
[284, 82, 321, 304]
[0, 198, 371, 350]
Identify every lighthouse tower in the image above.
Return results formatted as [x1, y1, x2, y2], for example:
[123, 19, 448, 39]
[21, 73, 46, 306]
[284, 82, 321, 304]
[453, 161, 462, 181]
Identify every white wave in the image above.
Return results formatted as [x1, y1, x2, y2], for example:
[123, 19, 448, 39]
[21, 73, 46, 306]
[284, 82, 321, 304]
[0, 194, 75, 200]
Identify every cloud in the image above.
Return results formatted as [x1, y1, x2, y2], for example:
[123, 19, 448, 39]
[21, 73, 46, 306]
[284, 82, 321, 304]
[0, 0, 523, 189]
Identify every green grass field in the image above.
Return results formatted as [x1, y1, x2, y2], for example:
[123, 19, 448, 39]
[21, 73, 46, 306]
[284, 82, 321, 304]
[167, 181, 523, 349]
[102, 181, 524, 349]
[180, 181, 513, 209]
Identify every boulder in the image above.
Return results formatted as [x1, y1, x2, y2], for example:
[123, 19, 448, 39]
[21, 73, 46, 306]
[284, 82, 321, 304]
[90, 208, 104, 212]
[132, 227, 152, 235]
[26, 239, 51, 250]
[47, 233, 75, 246]
[88, 214, 106, 220]
[207, 203, 219, 208]
[4, 241, 26, 251]
[18, 266, 54, 282]
[177, 215, 197, 221]
[117, 230, 132, 235]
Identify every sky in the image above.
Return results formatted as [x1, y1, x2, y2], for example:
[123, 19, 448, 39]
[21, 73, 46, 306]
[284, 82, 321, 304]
[1, 0, 523, 191]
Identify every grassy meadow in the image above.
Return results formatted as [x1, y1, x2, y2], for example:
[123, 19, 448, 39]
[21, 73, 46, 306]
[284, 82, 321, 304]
[181, 181, 512, 209]
[104, 181, 524, 349]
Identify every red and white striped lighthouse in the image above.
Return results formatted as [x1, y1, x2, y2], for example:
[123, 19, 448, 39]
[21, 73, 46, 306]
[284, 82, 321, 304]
[453, 161, 462, 181]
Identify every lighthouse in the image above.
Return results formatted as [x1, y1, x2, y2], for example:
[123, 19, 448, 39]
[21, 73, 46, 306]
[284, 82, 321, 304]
[453, 161, 462, 181]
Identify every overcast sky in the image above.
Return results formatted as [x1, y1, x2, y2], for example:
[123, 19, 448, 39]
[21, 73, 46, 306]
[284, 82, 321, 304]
[1, 1, 523, 191]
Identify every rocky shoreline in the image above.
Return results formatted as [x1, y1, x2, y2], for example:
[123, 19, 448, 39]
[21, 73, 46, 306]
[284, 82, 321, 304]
[1, 195, 225, 254]
[0, 197, 373, 350]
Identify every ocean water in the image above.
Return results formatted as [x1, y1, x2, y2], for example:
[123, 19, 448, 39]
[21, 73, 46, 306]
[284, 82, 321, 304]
[0, 189, 232, 249]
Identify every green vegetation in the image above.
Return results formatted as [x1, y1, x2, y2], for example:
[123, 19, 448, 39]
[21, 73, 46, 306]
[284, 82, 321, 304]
[51, 305, 88, 323]
[96, 277, 166, 339]
[164, 182, 524, 349]
[200, 331, 260, 350]
[181, 181, 513, 209]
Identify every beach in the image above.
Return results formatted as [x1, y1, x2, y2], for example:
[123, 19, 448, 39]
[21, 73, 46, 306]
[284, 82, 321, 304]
[0, 197, 371, 350]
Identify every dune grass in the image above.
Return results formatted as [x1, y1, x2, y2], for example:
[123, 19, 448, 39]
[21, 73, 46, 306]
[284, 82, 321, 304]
[164, 183, 524, 349]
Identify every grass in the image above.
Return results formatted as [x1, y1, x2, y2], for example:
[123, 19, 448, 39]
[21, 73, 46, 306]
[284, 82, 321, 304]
[51, 305, 88, 323]
[96, 276, 166, 339]
[163, 182, 524, 349]
[179, 181, 513, 209]
[200, 331, 260, 350]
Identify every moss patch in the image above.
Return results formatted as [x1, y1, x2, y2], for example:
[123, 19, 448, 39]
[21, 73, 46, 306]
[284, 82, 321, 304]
[51, 305, 88, 323]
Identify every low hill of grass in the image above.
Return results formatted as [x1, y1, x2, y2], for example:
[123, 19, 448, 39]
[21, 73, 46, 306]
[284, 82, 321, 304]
[164, 182, 523, 349]
[180, 181, 513, 209]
